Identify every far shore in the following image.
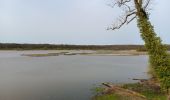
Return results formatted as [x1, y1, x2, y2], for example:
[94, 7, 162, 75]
[2, 50, 148, 57]
[1, 49, 169, 57]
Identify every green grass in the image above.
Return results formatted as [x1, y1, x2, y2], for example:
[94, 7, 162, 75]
[123, 83, 167, 100]
[142, 92, 166, 100]
[93, 93, 147, 100]
[92, 83, 167, 100]
[92, 94, 121, 100]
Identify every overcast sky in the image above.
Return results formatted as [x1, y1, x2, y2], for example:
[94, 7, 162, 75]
[0, 0, 169, 45]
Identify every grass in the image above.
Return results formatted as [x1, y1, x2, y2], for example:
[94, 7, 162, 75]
[92, 82, 167, 100]
[92, 94, 121, 100]
[93, 94, 148, 100]
[123, 83, 167, 100]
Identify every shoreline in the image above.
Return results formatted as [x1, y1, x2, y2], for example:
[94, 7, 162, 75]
[93, 78, 168, 100]
[0, 50, 148, 57]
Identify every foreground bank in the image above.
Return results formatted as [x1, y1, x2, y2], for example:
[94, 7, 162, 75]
[93, 79, 168, 100]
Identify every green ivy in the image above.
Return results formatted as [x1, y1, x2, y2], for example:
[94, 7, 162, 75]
[137, 17, 170, 92]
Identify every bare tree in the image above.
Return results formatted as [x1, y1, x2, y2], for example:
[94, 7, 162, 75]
[109, 0, 170, 92]
[108, 0, 151, 30]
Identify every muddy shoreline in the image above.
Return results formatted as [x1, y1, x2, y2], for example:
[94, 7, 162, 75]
[19, 50, 148, 57]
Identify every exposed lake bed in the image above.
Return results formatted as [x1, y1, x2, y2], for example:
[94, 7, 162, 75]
[20, 50, 147, 57]
[0, 50, 149, 100]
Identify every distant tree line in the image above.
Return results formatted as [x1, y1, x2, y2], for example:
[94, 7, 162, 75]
[0, 43, 170, 50]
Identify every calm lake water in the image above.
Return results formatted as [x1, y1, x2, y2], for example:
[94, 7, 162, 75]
[0, 51, 149, 100]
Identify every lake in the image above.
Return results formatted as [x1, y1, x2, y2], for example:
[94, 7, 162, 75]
[0, 50, 149, 100]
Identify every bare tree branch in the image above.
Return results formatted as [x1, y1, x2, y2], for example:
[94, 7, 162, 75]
[119, 0, 131, 5]
[123, 3, 132, 11]
[107, 0, 152, 30]
[114, 0, 131, 7]
[127, 15, 136, 24]
[108, 11, 136, 30]
[144, 0, 151, 9]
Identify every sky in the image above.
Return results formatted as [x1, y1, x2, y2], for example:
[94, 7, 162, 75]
[0, 0, 170, 45]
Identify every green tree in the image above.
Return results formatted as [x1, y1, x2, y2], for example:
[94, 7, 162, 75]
[109, 0, 170, 92]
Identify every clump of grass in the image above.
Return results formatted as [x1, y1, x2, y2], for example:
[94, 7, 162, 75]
[91, 86, 134, 100]
[92, 94, 121, 100]
[123, 83, 167, 100]
[92, 82, 167, 100]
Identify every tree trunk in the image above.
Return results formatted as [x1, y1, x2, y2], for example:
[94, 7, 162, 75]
[133, 0, 170, 92]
